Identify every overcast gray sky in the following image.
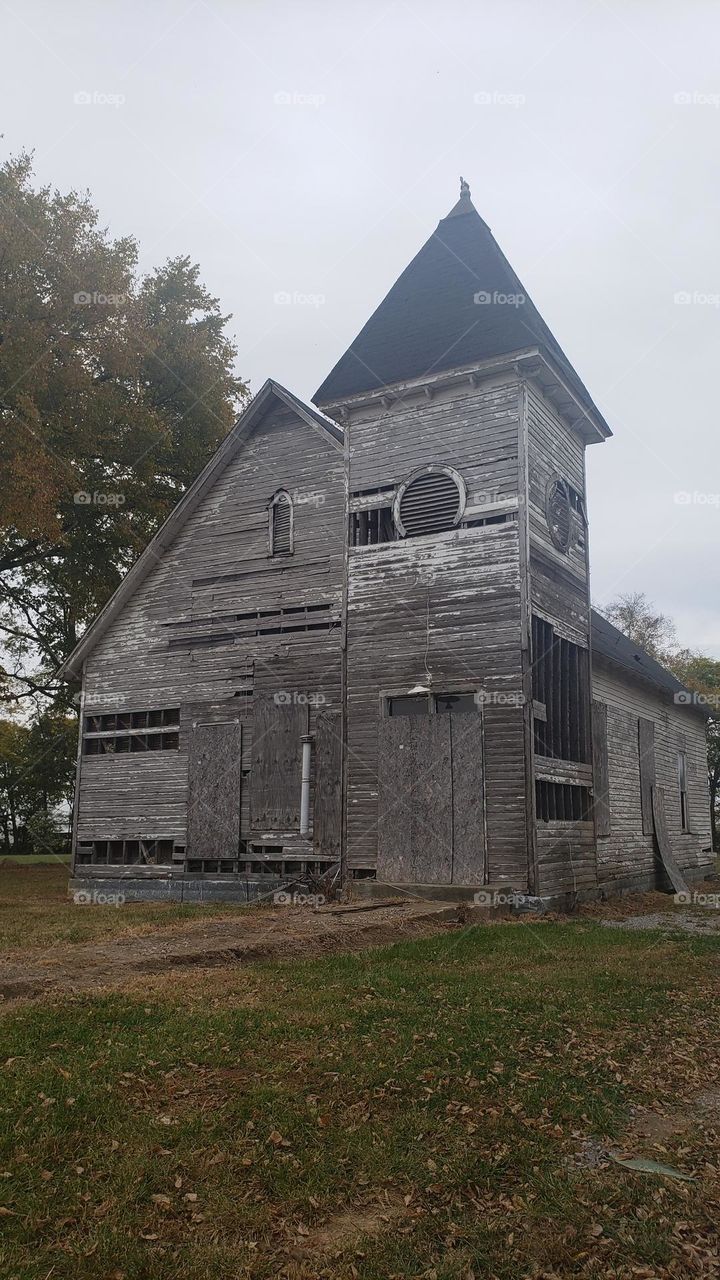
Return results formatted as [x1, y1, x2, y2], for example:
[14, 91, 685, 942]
[3, 0, 718, 653]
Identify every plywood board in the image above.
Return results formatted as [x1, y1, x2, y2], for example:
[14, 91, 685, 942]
[251, 695, 305, 829]
[449, 714, 486, 884]
[377, 715, 453, 883]
[187, 721, 242, 859]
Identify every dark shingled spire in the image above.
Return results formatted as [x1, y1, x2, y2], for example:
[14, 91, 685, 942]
[314, 183, 610, 439]
[445, 175, 476, 219]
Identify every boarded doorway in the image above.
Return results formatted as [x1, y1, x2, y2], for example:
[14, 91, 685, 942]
[186, 721, 243, 860]
[250, 695, 305, 830]
[376, 700, 485, 884]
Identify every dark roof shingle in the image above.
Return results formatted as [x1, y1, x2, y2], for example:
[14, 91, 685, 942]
[315, 192, 610, 439]
[590, 608, 688, 698]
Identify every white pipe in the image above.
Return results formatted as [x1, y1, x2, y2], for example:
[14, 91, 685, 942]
[300, 734, 313, 837]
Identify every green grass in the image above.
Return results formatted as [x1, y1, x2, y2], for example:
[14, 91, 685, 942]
[1, 921, 719, 1278]
[0, 863, 265, 953]
[0, 853, 71, 864]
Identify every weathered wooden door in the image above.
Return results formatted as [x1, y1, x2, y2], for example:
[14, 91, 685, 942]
[250, 696, 305, 830]
[186, 721, 242, 859]
[377, 712, 485, 884]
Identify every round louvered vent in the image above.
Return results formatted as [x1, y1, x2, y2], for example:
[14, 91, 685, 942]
[394, 467, 465, 538]
[546, 476, 571, 552]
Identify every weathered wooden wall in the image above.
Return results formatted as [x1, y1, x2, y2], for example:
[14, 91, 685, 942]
[591, 659, 713, 887]
[526, 380, 596, 895]
[526, 382, 589, 613]
[76, 399, 345, 865]
[345, 376, 528, 885]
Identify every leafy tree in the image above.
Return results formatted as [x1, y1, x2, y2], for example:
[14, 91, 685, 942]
[599, 592, 676, 662]
[0, 713, 75, 851]
[0, 152, 248, 708]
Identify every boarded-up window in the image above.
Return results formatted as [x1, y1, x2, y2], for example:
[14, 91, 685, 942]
[638, 717, 656, 835]
[269, 491, 293, 555]
[591, 699, 610, 836]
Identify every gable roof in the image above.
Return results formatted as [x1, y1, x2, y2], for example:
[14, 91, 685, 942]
[56, 379, 343, 682]
[590, 608, 690, 701]
[314, 186, 611, 441]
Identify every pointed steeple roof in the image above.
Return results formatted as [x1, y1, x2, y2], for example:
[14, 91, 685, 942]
[315, 181, 610, 439]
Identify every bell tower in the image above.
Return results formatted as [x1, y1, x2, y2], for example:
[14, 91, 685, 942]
[315, 182, 610, 895]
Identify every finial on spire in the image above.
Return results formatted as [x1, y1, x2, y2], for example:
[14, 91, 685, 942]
[460, 176, 470, 198]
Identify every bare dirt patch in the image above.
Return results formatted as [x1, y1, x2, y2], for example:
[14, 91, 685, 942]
[288, 1193, 410, 1261]
[0, 900, 455, 1003]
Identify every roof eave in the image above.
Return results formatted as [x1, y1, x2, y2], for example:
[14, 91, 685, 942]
[317, 347, 611, 444]
[592, 651, 708, 718]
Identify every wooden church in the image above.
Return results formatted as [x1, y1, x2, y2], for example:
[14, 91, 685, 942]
[58, 183, 713, 905]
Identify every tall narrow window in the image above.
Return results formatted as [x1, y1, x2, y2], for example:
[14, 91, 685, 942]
[678, 750, 690, 832]
[269, 491, 293, 556]
[546, 476, 572, 552]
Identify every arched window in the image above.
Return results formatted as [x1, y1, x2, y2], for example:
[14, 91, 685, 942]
[393, 465, 466, 538]
[268, 490, 293, 555]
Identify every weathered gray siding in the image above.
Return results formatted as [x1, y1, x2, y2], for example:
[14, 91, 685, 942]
[525, 380, 596, 896]
[527, 380, 589, 641]
[345, 376, 529, 885]
[76, 401, 345, 855]
[591, 659, 713, 887]
[348, 375, 521, 499]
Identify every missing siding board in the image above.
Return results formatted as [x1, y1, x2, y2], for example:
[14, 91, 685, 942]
[76, 838, 174, 866]
[462, 511, 517, 529]
[531, 616, 590, 763]
[350, 507, 396, 546]
[536, 781, 591, 822]
[638, 717, 656, 835]
[168, 605, 338, 649]
[84, 732, 179, 755]
[85, 708, 179, 733]
[83, 707, 180, 755]
[591, 700, 611, 837]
